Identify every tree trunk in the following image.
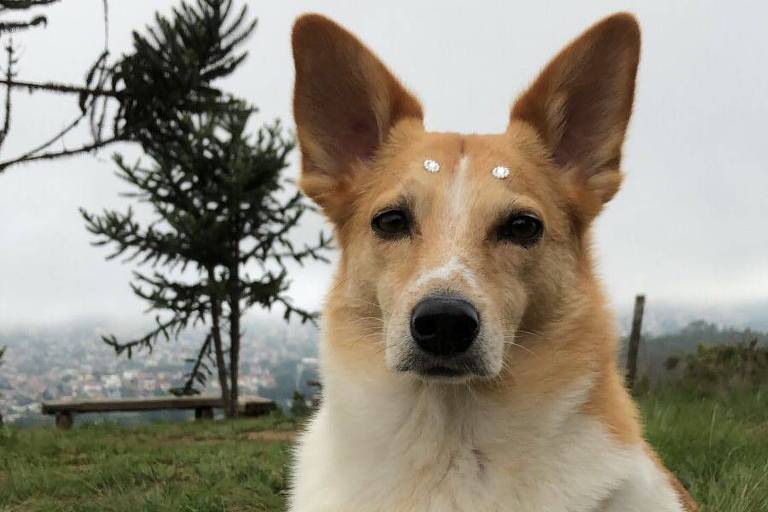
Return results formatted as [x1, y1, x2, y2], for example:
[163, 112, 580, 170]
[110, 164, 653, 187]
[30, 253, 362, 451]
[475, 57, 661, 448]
[227, 262, 241, 418]
[210, 298, 231, 417]
[211, 308, 230, 416]
[207, 267, 231, 416]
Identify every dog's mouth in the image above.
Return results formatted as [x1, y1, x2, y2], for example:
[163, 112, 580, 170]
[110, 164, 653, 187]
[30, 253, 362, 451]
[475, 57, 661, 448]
[396, 352, 491, 381]
[420, 365, 465, 377]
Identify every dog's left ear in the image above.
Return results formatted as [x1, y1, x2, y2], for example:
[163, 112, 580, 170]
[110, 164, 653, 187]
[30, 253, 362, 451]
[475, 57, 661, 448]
[511, 13, 641, 208]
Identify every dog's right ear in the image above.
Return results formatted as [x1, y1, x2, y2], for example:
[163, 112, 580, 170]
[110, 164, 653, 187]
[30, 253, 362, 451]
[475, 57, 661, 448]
[292, 14, 423, 221]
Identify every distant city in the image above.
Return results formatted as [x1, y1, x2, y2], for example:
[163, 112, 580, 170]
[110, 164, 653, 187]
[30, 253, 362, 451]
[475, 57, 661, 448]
[0, 318, 319, 425]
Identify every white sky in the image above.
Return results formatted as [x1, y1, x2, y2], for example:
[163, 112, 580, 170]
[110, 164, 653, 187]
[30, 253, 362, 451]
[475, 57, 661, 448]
[0, 0, 766, 326]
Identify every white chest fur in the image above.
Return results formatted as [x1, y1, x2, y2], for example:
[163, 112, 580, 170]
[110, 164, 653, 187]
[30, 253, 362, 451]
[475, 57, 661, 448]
[289, 372, 684, 512]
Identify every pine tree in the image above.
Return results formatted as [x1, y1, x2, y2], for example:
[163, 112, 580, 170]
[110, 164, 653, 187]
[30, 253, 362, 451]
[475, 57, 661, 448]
[81, 98, 330, 417]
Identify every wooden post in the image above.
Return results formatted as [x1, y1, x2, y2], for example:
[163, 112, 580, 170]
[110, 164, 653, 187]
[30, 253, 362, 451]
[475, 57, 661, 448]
[625, 294, 646, 390]
[55, 411, 74, 430]
[195, 406, 214, 421]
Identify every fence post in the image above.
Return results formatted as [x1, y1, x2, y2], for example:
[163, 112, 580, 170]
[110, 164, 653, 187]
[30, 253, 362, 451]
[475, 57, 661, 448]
[625, 294, 646, 390]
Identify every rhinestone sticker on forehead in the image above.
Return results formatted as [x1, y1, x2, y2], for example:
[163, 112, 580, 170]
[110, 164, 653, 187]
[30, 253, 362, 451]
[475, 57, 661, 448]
[423, 159, 440, 173]
[491, 166, 510, 179]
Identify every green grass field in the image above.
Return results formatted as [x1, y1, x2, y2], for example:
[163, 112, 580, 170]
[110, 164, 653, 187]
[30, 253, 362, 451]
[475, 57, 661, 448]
[1, 389, 766, 511]
[643, 388, 768, 511]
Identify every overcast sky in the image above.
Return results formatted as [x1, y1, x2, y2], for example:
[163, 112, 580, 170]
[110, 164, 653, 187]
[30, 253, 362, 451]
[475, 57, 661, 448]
[0, 0, 766, 327]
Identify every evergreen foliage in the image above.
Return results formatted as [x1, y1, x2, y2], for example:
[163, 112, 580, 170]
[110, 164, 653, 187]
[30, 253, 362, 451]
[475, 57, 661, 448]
[111, 0, 256, 145]
[81, 98, 329, 416]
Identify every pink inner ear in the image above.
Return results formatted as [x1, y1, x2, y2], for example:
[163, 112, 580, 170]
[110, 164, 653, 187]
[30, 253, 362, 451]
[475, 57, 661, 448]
[347, 116, 380, 162]
[552, 95, 606, 172]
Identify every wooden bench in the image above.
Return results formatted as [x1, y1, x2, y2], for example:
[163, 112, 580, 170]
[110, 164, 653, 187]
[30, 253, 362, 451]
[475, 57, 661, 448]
[41, 395, 276, 429]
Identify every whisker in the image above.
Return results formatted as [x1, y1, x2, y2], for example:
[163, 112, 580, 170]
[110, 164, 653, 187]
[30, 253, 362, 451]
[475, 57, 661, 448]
[502, 331, 539, 358]
[357, 316, 385, 325]
[515, 328, 546, 339]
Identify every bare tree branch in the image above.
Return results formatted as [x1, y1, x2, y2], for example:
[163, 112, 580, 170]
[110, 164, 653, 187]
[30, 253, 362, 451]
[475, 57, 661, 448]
[0, 0, 60, 9]
[0, 17, 45, 32]
[7, 111, 87, 161]
[170, 332, 213, 396]
[0, 134, 120, 171]
[0, 41, 15, 146]
[0, 77, 121, 98]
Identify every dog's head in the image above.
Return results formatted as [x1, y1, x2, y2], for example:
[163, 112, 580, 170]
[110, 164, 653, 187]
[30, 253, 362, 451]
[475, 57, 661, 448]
[292, 14, 640, 382]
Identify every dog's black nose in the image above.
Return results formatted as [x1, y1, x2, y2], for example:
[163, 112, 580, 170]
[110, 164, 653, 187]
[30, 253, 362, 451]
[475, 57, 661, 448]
[410, 297, 479, 357]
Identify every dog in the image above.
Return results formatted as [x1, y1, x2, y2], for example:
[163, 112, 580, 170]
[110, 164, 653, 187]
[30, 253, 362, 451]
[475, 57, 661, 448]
[289, 12, 697, 512]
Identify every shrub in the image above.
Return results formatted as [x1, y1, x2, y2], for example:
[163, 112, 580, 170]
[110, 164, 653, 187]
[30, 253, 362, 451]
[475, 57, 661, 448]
[668, 339, 768, 391]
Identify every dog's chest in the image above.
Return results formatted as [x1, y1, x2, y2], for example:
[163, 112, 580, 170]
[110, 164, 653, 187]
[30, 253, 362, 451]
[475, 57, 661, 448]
[290, 399, 644, 512]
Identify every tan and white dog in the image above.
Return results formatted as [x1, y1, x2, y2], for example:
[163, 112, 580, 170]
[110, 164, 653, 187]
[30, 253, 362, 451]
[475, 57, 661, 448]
[289, 12, 697, 512]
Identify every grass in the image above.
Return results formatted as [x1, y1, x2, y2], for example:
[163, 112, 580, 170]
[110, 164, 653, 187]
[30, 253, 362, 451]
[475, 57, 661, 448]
[1, 389, 766, 511]
[0, 414, 297, 511]
[641, 387, 768, 512]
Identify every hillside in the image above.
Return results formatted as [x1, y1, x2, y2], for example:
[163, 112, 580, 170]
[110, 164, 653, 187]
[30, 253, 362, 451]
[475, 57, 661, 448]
[620, 321, 768, 385]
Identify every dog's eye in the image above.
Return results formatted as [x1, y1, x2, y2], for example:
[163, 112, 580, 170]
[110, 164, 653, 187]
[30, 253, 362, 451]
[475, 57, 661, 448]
[497, 214, 543, 246]
[372, 209, 411, 239]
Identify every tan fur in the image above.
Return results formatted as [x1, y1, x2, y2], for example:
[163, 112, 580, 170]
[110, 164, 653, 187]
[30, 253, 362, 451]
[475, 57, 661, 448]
[290, 12, 697, 512]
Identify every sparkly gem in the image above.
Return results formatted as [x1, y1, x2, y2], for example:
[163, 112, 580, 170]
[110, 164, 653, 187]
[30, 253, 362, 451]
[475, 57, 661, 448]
[491, 166, 510, 179]
[423, 159, 440, 173]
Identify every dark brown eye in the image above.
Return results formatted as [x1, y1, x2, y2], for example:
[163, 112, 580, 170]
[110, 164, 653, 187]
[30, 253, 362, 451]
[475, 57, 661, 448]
[372, 209, 411, 239]
[497, 214, 543, 246]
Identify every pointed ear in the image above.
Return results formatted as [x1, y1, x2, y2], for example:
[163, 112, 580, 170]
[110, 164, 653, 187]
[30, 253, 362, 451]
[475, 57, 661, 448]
[511, 13, 641, 205]
[292, 14, 423, 219]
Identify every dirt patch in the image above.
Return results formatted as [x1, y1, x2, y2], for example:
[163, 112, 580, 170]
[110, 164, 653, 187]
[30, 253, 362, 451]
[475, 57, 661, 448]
[246, 430, 295, 442]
